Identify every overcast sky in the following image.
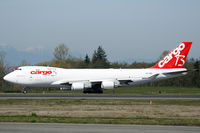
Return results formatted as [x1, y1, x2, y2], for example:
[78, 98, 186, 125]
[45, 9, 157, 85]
[0, 0, 199, 63]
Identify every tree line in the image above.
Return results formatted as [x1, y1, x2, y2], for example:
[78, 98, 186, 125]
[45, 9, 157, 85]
[0, 44, 200, 92]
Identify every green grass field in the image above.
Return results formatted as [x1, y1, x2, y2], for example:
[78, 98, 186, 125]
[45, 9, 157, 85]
[105, 86, 200, 96]
[1, 86, 200, 125]
[1, 115, 199, 126]
[0, 99, 200, 126]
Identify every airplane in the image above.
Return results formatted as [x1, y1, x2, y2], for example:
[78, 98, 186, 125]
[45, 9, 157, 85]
[3, 42, 192, 93]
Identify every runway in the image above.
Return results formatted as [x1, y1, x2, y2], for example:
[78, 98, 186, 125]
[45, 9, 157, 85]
[0, 95, 200, 99]
[0, 123, 199, 133]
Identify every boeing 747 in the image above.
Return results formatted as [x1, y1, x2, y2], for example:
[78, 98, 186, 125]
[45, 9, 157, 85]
[3, 42, 192, 93]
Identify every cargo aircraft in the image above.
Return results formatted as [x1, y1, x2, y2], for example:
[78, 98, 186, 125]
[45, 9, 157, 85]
[3, 42, 192, 93]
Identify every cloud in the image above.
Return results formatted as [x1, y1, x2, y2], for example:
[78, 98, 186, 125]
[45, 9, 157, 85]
[23, 45, 45, 52]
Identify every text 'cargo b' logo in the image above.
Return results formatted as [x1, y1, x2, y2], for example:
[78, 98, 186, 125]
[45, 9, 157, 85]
[30, 71, 52, 75]
[158, 43, 185, 68]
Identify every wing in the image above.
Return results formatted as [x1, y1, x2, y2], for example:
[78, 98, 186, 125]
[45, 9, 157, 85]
[51, 73, 160, 87]
[118, 74, 159, 86]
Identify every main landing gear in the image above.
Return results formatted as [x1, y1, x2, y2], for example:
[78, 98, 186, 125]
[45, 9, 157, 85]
[83, 84, 103, 94]
[23, 87, 27, 94]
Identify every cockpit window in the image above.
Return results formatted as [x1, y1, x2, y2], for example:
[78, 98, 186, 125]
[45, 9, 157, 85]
[16, 68, 22, 70]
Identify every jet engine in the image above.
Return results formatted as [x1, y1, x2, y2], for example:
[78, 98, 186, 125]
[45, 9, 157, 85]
[101, 81, 115, 89]
[71, 82, 84, 90]
[71, 82, 92, 90]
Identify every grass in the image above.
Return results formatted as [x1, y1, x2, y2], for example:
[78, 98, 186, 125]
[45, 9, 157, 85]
[105, 86, 200, 96]
[0, 99, 200, 106]
[0, 99, 200, 126]
[0, 115, 199, 126]
[0, 86, 200, 126]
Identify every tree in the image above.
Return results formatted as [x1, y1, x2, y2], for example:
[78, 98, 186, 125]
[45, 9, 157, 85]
[84, 54, 90, 64]
[54, 44, 69, 61]
[0, 51, 5, 68]
[192, 60, 200, 87]
[0, 51, 6, 90]
[91, 46, 110, 68]
[92, 46, 108, 62]
[92, 50, 98, 63]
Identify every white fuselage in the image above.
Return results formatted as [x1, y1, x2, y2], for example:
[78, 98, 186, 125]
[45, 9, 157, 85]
[3, 42, 192, 92]
[3, 66, 187, 90]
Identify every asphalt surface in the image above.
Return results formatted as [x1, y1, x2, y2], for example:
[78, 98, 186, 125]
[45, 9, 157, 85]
[0, 123, 199, 133]
[0, 95, 200, 99]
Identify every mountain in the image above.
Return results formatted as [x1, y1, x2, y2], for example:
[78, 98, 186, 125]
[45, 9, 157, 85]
[0, 45, 156, 66]
[0, 45, 53, 65]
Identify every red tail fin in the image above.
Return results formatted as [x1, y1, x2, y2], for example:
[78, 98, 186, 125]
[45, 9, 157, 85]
[151, 42, 192, 69]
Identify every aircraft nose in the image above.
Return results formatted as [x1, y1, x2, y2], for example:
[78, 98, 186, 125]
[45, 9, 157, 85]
[3, 73, 16, 83]
[3, 75, 9, 81]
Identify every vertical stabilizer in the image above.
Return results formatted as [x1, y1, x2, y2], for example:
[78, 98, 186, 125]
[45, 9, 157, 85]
[151, 42, 192, 69]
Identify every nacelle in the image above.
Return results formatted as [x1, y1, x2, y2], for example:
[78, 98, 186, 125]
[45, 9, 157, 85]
[71, 82, 92, 90]
[101, 81, 115, 89]
[71, 82, 84, 90]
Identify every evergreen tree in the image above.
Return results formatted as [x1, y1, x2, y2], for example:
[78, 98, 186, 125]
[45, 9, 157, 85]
[91, 46, 110, 68]
[96, 46, 107, 61]
[193, 60, 200, 87]
[84, 54, 90, 64]
[92, 50, 98, 63]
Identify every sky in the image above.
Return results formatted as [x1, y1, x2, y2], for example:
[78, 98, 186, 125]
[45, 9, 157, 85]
[0, 0, 199, 65]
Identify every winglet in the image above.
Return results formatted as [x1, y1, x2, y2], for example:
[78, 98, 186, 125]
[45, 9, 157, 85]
[151, 42, 192, 69]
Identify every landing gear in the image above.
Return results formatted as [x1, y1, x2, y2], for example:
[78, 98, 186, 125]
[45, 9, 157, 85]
[83, 84, 103, 94]
[23, 87, 27, 94]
